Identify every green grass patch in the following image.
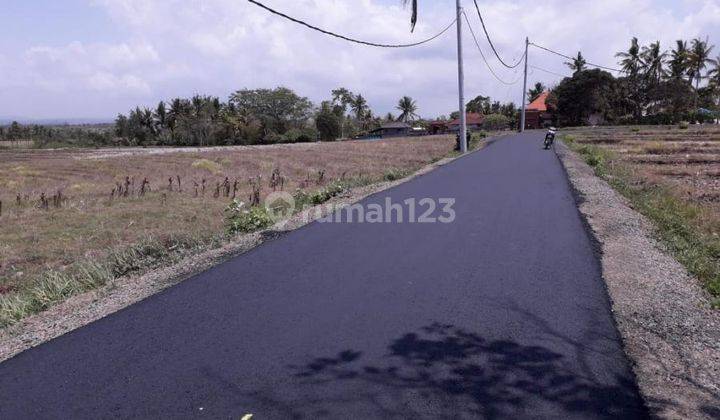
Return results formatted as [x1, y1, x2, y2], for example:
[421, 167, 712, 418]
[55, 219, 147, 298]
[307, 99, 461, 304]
[565, 139, 720, 306]
[0, 234, 219, 327]
[225, 201, 274, 234]
[383, 168, 412, 182]
[191, 158, 223, 174]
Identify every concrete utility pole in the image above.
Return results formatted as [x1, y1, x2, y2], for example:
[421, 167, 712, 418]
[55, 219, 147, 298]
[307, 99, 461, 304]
[456, 0, 467, 153]
[520, 37, 529, 132]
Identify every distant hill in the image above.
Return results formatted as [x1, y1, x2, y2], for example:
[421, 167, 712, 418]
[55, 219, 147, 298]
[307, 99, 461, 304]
[0, 117, 113, 126]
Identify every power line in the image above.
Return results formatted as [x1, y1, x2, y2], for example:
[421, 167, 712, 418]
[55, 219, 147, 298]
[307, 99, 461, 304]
[247, 0, 456, 48]
[529, 64, 569, 78]
[462, 12, 522, 86]
[471, 0, 523, 69]
[529, 42, 623, 73]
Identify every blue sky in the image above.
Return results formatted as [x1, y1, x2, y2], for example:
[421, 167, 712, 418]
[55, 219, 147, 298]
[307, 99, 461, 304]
[1, 0, 719, 120]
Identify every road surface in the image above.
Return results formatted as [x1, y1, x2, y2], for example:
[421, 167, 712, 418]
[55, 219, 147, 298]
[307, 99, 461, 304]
[0, 132, 648, 419]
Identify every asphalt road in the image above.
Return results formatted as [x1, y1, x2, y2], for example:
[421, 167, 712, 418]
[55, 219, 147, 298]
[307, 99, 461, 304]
[0, 132, 648, 419]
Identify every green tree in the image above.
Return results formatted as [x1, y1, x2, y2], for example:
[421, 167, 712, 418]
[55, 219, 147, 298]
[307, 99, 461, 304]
[315, 101, 341, 141]
[641, 41, 667, 84]
[669, 40, 690, 81]
[483, 114, 510, 130]
[331, 88, 353, 114]
[229, 87, 313, 136]
[396, 96, 419, 122]
[527, 82, 546, 102]
[708, 56, 720, 109]
[565, 52, 587, 74]
[616, 37, 649, 123]
[8, 121, 21, 140]
[554, 69, 619, 126]
[466, 95, 490, 114]
[648, 79, 696, 119]
[154, 101, 168, 130]
[616, 37, 642, 77]
[331, 87, 354, 138]
[350, 94, 369, 121]
[688, 38, 715, 92]
[114, 114, 129, 137]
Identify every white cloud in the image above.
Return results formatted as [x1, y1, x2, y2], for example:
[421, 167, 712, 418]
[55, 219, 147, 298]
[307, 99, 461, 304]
[4, 0, 720, 119]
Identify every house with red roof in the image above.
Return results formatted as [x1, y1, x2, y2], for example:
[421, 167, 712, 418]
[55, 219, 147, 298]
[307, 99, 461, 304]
[525, 91, 553, 129]
[448, 113, 485, 132]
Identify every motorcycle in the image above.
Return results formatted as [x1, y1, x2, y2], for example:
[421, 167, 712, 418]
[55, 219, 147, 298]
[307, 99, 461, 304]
[543, 128, 556, 149]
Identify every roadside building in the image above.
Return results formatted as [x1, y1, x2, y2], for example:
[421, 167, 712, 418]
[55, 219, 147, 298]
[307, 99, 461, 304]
[369, 121, 411, 138]
[429, 120, 449, 135]
[410, 125, 428, 136]
[448, 113, 485, 132]
[524, 91, 553, 129]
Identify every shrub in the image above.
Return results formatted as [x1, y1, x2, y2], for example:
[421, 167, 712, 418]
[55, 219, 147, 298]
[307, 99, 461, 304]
[562, 134, 576, 144]
[293, 181, 348, 208]
[282, 127, 318, 143]
[383, 168, 410, 181]
[679, 121, 690, 130]
[225, 200, 274, 234]
[192, 159, 223, 174]
[482, 114, 510, 130]
[309, 181, 346, 205]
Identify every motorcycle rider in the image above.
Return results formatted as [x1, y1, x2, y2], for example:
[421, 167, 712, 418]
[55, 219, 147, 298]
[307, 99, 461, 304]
[544, 127, 556, 149]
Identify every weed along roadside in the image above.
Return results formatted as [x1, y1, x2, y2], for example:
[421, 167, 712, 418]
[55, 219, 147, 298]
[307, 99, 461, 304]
[0, 134, 492, 359]
[561, 126, 720, 304]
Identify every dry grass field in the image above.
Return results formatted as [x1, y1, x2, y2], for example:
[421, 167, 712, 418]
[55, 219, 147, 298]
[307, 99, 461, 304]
[564, 125, 720, 302]
[0, 136, 454, 318]
[565, 125, 720, 198]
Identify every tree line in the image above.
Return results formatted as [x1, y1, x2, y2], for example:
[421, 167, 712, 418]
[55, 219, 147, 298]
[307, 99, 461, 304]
[0, 122, 113, 148]
[543, 37, 720, 126]
[112, 87, 436, 146]
[0, 88, 433, 147]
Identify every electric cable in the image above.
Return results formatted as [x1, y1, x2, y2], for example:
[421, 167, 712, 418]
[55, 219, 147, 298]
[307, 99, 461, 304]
[247, 0, 456, 48]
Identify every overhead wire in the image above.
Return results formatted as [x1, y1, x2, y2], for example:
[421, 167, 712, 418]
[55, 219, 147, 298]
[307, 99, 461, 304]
[463, 12, 523, 86]
[471, 0, 524, 69]
[529, 64, 569, 78]
[529, 42, 623, 73]
[247, 0, 456, 48]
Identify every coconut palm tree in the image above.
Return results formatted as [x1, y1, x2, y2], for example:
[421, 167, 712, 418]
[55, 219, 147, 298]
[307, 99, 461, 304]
[396, 96, 419, 122]
[641, 41, 667, 84]
[564, 52, 587, 74]
[709, 55, 720, 84]
[350, 94, 369, 121]
[669, 40, 690, 81]
[616, 37, 642, 77]
[154, 101, 167, 130]
[709, 56, 720, 107]
[687, 38, 715, 92]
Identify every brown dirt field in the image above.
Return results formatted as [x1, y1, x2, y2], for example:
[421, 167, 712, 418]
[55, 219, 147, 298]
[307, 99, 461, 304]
[0, 136, 454, 295]
[566, 125, 720, 208]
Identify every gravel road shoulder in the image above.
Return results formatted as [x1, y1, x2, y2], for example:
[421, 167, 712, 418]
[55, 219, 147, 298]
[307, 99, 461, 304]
[556, 140, 720, 419]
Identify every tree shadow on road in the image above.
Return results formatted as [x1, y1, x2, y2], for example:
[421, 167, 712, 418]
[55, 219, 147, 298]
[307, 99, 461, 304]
[288, 323, 649, 419]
